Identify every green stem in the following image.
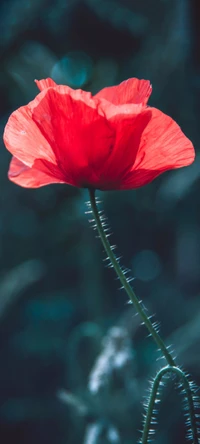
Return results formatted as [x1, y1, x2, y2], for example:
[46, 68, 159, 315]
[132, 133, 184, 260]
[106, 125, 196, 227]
[142, 366, 199, 444]
[88, 189, 175, 367]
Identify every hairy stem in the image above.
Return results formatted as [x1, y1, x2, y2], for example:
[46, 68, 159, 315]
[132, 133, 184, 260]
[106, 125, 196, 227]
[88, 189, 175, 366]
[142, 366, 199, 444]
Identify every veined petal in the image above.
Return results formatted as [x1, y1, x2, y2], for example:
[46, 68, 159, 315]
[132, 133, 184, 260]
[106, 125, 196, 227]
[35, 78, 58, 91]
[97, 97, 144, 120]
[99, 109, 151, 185]
[95, 78, 152, 106]
[3, 95, 57, 168]
[31, 86, 115, 187]
[120, 107, 195, 189]
[8, 157, 68, 188]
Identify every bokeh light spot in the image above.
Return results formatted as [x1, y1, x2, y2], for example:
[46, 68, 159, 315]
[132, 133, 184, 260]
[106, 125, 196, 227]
[51, 51, 93, 88]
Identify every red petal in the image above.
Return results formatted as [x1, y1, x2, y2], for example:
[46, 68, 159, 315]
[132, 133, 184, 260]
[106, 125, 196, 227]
[95, 78, 152, 106]
[98, 110, 151, 189]
[31, 86, 115, 187]
[8, 157, 67, 188]
[35, 78, 57, 91]
[98, 98, 144, 120]
[3, 95, 57, 167]
[120, 107, 195, 189]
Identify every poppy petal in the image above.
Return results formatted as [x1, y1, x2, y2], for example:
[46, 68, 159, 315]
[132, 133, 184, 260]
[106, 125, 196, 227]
[35, 78, 57, 91]
[3, 97, 57, 167]
[31, 86, 115, 187]
[120, 107, 195, 189]
[98, 97, 144, 120]
[98, 110, 152, 188]
[8, 157, 68, 188]
[95, 78, 152, 106]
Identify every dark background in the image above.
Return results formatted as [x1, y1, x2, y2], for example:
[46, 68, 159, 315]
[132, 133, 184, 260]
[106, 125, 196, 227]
[0, 0, 200, 443]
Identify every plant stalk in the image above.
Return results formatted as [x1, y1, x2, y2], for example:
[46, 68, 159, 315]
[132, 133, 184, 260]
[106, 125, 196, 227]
[88, 189, 175, 367]
[141, 366, 199, 444]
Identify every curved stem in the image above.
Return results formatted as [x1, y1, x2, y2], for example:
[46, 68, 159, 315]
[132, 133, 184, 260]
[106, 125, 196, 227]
[88, 189, 175, 367]
[142, 366, 199, 444]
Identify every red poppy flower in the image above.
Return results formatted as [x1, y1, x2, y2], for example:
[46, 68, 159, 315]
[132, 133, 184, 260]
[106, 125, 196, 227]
[3, 77, 195, 190]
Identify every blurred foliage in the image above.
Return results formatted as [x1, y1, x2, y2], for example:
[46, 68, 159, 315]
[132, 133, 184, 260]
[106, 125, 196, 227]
[0, 0, 200, 443]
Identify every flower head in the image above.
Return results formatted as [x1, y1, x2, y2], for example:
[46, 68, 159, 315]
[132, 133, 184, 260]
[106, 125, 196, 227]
[3, 77, 195, 190]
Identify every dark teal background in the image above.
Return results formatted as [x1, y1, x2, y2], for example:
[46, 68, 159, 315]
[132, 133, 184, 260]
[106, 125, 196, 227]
[0, 0, 200, 443]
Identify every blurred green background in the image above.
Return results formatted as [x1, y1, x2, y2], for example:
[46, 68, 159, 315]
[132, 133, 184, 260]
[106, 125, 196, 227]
[0, 0, 200, 443]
